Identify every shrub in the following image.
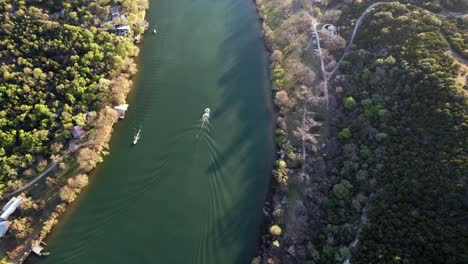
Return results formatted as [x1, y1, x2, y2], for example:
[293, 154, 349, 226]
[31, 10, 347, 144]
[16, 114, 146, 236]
[338, 128, 351, 141]
[270, 225, 282, 236]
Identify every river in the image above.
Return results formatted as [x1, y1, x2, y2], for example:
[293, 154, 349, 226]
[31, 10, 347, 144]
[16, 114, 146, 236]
[30, 0, 273, 263]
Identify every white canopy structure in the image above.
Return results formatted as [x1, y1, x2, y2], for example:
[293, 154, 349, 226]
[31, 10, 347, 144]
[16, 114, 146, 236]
[116, 25, 130, 31]
[1, 195, 22, 220]
[114, 104, 129, 118]
[0, 221, 9, 238]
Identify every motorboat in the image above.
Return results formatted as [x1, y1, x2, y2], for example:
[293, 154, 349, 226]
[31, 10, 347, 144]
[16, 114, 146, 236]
[202, 108, 210, 120]
[133, 129, 141, 144]
[153, 29, 157, 34]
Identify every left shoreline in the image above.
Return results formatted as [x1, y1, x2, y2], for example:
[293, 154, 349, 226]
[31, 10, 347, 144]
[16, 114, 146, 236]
[0, 3, 150, 263]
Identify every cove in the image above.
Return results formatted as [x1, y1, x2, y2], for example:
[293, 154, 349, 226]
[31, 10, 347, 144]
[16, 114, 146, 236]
[32, 0, 273, 263]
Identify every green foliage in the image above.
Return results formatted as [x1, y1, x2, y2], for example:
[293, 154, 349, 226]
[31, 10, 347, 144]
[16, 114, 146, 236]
[275, 129, 288, 147]
[0, 1, 142, 191]
[309, 3, 467, 263]
[343, 96, 356, 110]
[359, 147, 370, 159]
[441, 18, 468, 60]
[274, 159, 288, 185]
[271, 64, 285, 90]
[411, 0, 468, 12]
[337, 128, 351, 141]
[9, 217, 33, 239]
[332, 180, 353, 199]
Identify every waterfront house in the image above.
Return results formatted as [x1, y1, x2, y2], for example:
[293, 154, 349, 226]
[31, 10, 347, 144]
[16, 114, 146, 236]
[1, 195, 22, 220]
[72, 126, 84, 139]
[0, 221, 9, 238]
[116, 25, 131, 35]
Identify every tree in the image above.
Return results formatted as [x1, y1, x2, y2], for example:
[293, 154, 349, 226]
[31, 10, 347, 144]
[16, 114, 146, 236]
[270, 225, 282, 236]
[271, 50, 283, 63]
[10, 217, 33, 239]
[59, 185, 77, 203]
[19, 196, 38, 214]
[333, 180, 353, 199]
[74, 174, 89, 189]
[338, 128, 351, 141]
[275, 90, 290, 109]
[77, 148, 101, 172]
[343, 96, 356, 110]
[274, 160, 289, 185]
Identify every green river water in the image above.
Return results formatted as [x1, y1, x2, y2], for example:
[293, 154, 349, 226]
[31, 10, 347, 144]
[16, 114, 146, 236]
[33, 0, 273, 263]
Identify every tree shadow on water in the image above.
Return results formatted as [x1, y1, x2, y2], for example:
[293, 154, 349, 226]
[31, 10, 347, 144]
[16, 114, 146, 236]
[204, 0, 275, 263]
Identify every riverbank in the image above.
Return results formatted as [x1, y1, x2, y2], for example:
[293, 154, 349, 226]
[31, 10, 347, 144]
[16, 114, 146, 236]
[252, 0, 329, 263]
[0, 1, 149, 263]
[253, 0, 467, 263]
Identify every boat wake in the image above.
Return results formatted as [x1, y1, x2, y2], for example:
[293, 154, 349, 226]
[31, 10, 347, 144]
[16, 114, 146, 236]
[197, 108, 211, 139]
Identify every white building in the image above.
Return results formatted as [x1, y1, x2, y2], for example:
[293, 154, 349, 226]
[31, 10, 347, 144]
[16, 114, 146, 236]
[1, 195, 22, 220]
[111, 6, 120, 19]
[324, 24, 338, 35]
[0, 221, 9, 238]
[114, 104, 129, 118]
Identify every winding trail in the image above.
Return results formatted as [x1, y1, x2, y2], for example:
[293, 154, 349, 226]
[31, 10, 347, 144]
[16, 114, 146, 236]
[448, 45, 468, 65]
[329, 2, 385, 77]
[435, 10, 466, 18]
[343, 202, 369, 264]
[325, 3, 466, 78]
[307, 2, 384, 121]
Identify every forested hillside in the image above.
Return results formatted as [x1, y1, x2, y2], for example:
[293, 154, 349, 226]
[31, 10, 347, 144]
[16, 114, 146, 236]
[0, 0, 146, 194]
[308, 2, 467, 263]
[0, 1, 148, 261]
[411, 0, 468, 12]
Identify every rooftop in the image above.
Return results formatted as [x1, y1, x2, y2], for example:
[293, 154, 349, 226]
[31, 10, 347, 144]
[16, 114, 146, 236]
[1, 195, 22, 220]
[72, 126, 84, 139]
[0, 221, 9, 238]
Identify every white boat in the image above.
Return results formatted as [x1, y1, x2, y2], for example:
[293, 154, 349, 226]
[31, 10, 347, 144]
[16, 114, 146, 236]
[153, 29, 157, 34]
[133, 129, 141, 145]
[202, 108, 210, 120]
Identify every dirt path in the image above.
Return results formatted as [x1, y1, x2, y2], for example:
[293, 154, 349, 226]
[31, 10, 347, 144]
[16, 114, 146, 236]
[0, 141, 89, 200]
[448, 45, 468, 65]
[436, 10, 466, 18]
[329, 2, 385, 77]
[1, 162, 61, 200]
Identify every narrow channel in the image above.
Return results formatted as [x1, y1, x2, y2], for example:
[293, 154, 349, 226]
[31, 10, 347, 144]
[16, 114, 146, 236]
[33, 0, 273, 263]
